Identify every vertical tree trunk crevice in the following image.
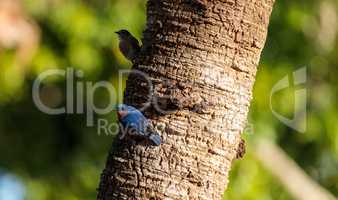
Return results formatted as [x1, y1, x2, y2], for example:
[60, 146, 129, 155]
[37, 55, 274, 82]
[98, 0, 275, 199]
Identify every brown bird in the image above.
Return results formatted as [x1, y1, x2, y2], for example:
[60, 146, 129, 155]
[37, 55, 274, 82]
[115, 29, 141, 62]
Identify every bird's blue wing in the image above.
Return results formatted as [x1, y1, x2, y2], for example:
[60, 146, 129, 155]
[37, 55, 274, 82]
[120, 110, 148, 136]
[118, 105, 162, 145]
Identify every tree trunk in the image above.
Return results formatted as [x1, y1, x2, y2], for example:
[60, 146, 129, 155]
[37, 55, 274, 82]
[98, 0, 275, 199]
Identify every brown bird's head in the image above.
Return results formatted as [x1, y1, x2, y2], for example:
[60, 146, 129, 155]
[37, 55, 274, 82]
[115, 29, 131, 39]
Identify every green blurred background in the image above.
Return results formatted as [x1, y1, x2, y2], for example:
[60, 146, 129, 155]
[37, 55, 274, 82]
[0, 0, 337, 199]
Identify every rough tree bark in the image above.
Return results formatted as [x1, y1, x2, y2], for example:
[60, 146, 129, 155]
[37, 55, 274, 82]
[98, 0, 275, 199]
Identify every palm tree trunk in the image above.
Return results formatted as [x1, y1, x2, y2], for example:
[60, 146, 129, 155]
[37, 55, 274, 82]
[97, 0, 275, 199]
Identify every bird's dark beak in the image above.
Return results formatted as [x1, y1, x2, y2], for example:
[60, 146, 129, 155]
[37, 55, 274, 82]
[115, 31, 120, 34]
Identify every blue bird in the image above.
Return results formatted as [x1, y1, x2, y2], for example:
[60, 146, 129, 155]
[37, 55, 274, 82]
[116, 104, 162, 146]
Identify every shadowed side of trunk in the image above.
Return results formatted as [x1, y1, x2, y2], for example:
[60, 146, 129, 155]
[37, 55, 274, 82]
[98, 0, 275, 199]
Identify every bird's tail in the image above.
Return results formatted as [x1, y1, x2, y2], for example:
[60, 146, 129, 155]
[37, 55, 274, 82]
[148, 133, 162, 146]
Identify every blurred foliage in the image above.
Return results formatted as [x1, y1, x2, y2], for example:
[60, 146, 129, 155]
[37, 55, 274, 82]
[0, 0, 337, 199]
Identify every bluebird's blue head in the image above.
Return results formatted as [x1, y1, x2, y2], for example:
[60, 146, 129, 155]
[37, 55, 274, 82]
[116, 104, 138, 120]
